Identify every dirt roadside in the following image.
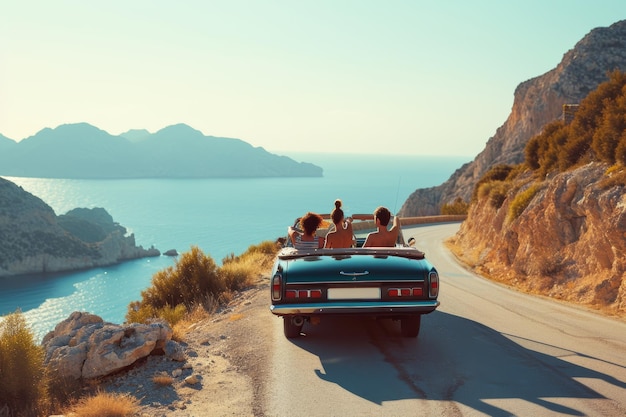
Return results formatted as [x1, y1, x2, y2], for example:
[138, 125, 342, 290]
[98, 277, 274, 417]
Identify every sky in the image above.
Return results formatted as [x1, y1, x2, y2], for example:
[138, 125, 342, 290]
[1, 1, 625, 157]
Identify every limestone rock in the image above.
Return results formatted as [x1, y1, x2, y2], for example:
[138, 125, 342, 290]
[452, 163, 626, 314]
[164, 339, 186, 361]
[185, 374, 200, 385]
[42, 311, 177, 380]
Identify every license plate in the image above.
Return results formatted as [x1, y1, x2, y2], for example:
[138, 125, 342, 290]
[327, 287, 381, 300]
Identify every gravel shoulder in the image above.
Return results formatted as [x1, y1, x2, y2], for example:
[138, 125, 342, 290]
[99, 277, 274, 417]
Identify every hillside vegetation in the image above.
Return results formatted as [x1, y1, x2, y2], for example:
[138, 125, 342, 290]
[450, 71, 626, 316]
[525, 70, 626, 180]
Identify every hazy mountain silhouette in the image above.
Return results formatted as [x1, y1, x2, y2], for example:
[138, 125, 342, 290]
[0, 123, 322, 179]
[0, 133, 17, 151]
[119, 128, 151, 143]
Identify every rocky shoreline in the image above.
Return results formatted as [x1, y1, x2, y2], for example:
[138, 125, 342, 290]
[0, 177, 160, 277]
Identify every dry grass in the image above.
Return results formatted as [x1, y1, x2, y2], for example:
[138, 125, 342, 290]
[68, 391, 139, 417]
[172, 304, 211, 341]
[152, 373, 174, 386]
[0, 310, 50, 416]
[229, 313, 245, 321]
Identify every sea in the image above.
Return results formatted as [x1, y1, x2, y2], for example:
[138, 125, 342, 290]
[0, 153, 468, 340]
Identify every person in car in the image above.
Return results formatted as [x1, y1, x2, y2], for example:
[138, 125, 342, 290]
[288, 212, 324, 249]
[324, 199, 354, 248]
[363, 206, 400, 247]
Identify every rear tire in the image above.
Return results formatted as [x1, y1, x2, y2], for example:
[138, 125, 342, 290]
[400, 315, 421, 338]
[283, 316, 303, 338]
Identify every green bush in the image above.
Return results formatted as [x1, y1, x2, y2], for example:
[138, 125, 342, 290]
[0, 310, 49, 416]
[472, 164, 514, 202]
[477, 181, 510, 209]
[136, 246, 223, 312]
[507, 183, 542, 222]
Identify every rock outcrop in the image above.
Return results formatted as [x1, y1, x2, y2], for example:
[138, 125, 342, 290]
[399, 19, 626, 216]
[0, 177, 160, 277]
[449, 163, 626, 314]
[41, 311, 184, 380]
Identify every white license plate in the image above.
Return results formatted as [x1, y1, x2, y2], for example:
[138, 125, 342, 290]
[327, 287, 381, 300]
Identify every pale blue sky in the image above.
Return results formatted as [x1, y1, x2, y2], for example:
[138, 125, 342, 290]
[1, 1, 624, 156]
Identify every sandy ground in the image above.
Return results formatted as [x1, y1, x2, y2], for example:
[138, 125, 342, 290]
[98, 278, 274, 417]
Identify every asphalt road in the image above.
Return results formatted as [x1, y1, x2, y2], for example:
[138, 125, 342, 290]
[265, 222, 626, 416]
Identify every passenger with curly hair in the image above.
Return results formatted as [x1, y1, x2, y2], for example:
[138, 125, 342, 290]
[288, 211, 324, 250]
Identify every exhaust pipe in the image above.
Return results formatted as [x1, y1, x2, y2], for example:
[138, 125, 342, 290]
[292, 316, 304, 327]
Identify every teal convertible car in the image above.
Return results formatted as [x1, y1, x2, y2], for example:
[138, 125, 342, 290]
[270, 215, 440, 338]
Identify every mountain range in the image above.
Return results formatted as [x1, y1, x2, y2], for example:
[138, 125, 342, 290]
[0, 123, 322, 179]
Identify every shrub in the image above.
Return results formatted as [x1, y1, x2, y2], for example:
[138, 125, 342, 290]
[220, 258, 258, 291]
[67, 391, 139, 417]
[140, 246, 223, 311]
[223, 240, 280, 265]
[477, 181, 509, 209]
[126, 299, 188, 327]
[472, 164, 514, 201]
[0, 310, 50, 416]
[441, 197, 469, 215]
[524, 70, 626, 176]
[507, 183, 542, 222]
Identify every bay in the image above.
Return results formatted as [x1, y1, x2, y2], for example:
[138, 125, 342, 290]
[0, 153, 468, 340]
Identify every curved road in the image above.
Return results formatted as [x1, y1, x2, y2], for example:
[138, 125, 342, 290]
[265, 223, 626, 416]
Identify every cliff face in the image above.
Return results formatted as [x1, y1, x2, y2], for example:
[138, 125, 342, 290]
[399, 20, 626, 216]
[449, 163, 626, 315]
[0, 178, 159, 277]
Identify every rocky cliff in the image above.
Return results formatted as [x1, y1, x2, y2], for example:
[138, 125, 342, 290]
[399, 19, 626, 216]
[0, 177, 160, 277]
[448, 163, 625, 315]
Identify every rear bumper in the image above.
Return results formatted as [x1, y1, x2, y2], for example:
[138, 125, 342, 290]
[270, 300, 440, 316]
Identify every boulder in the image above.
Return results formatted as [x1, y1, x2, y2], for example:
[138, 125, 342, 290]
[42, 311, 183, 380]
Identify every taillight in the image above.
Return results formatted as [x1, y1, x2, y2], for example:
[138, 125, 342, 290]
[388, 288, 423, 297]
[271, 274, 282, 301]
[429, 271, 439, 298]
[285, 289, 322, 299]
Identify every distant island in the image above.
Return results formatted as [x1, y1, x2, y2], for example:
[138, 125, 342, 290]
[0, 123, 323, 179]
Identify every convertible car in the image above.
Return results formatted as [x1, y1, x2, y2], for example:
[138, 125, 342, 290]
[270, 214, 440, 338]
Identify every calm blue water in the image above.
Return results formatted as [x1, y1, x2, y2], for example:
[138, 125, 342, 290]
[0, 153, 468, 340]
